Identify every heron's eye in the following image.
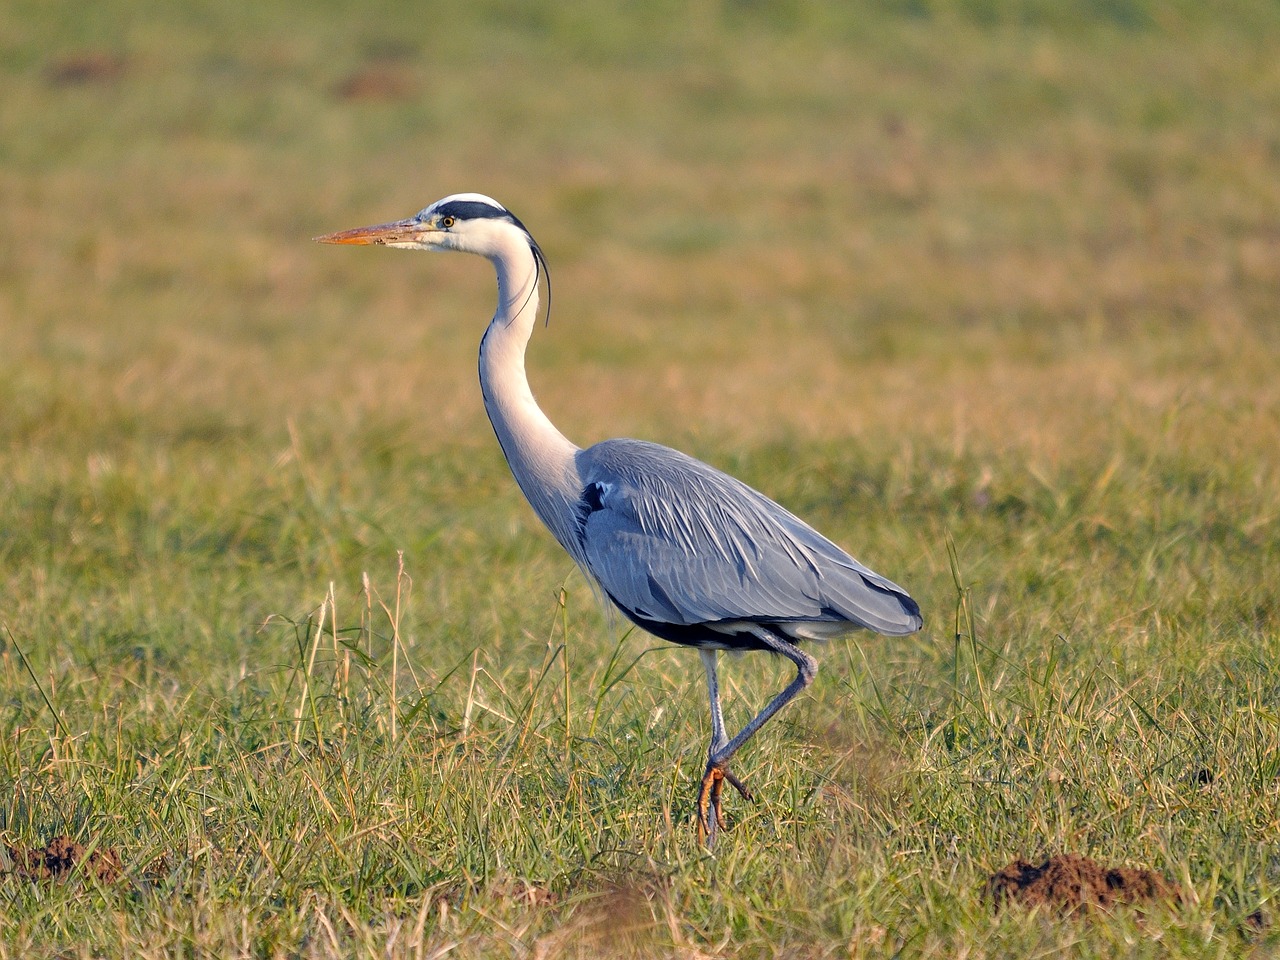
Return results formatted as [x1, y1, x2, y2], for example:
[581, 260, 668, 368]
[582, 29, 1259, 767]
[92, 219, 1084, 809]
[440, 216, 456, 229]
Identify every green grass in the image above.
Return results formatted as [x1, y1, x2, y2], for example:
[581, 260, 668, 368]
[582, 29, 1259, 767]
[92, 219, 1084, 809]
[2, 0, 1279, 955]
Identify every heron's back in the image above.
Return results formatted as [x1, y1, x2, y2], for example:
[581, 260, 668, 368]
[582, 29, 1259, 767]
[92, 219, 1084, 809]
[572, 439, 922, 647]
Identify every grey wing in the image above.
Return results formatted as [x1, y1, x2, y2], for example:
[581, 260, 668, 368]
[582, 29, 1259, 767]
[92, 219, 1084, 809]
[574, 439, 922, 638]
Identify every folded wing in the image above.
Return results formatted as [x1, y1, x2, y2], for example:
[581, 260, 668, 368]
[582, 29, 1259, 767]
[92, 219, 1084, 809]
[574, 439, 922, 639]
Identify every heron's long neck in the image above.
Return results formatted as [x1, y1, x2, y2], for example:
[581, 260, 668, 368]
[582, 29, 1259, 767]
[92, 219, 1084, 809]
[478, 238, 583, 554]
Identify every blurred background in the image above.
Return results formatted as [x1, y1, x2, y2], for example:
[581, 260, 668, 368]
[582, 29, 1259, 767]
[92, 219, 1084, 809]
[5, 0, 1280, 702]
[4, 0, 1279, 696]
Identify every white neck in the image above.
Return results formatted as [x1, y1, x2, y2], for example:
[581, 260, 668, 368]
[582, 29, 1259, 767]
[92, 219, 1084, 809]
[477, 232, 583, 556]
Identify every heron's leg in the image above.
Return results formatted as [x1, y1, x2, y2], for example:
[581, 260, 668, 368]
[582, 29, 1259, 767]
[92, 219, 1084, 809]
[711, 627, 819, 773]
[697, 650, 748, 845]
[696, 629, 817, 847]
[710, 627, 816, 768]
[701, 649, 729, 755]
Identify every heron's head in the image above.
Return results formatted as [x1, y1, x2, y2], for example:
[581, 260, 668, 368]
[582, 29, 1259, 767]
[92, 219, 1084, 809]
[315, 193, 538, 258]
[316, 193, 552, 322]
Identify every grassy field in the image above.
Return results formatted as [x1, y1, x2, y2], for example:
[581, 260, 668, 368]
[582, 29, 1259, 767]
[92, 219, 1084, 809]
[2, 0, 1279, 955]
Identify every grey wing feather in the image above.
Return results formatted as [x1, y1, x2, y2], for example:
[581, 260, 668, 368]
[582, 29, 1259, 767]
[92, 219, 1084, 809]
[574, 439, 922, 637]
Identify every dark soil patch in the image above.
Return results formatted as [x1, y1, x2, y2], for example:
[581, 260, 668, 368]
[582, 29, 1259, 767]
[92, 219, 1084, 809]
[987, 853, 1181, 916]
[332, 67, 418, 101]
[2, 835, 123, 884]
[1245, 909, 1271, 935]
[45, 52, 127, 86]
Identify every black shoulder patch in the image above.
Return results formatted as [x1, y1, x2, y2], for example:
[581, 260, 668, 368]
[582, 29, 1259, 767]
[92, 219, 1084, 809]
[582, 481, 608, 512]
[573, 481, 609, 542]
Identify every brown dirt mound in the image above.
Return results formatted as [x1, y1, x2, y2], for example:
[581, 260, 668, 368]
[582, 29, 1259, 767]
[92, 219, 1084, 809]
[987, 853, 1181, 916]
[332, 67, 418, 102]
[45, 52, 127, 86]
[2, 835, 123, 884]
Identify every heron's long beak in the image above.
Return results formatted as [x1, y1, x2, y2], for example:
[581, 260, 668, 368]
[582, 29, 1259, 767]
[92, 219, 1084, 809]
[313, 217, 428, 246]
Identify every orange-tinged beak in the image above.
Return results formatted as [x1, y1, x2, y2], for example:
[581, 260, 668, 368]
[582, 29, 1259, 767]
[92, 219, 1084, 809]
[313, 217, 426, 246]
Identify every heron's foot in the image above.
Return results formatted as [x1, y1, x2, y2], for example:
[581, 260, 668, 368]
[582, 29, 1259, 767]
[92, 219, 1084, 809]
[696, 763, 753, 847]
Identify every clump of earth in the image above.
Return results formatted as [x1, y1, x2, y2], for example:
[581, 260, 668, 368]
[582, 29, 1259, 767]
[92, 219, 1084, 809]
[987, 853, 1181, 915]
[2, 835, 122, 884]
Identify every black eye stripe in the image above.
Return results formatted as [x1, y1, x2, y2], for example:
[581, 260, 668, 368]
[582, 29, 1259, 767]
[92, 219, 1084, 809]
[430, 200, 515, 224]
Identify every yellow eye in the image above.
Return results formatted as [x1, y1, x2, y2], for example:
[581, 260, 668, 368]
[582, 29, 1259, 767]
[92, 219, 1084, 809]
[440, 216, 456, 228]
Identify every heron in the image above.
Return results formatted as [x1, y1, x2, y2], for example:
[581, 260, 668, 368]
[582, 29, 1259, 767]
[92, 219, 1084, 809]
[316, 193, 923, 845]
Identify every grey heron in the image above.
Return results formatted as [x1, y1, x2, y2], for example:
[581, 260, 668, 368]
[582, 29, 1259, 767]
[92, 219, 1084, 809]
[316, 194, 923, 846]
